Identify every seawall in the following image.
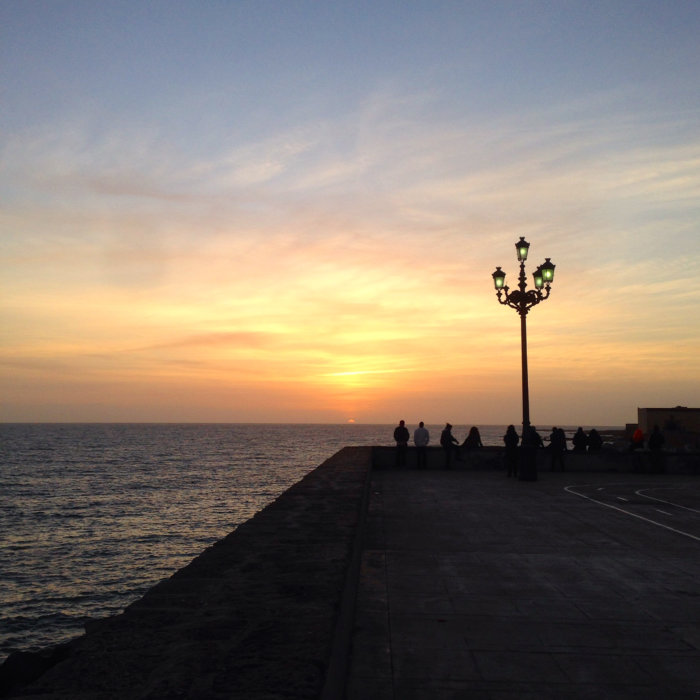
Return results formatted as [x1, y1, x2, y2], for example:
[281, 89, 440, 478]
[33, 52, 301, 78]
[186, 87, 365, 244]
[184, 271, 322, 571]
[1, 447, 373, 700]
[372, 445, 700, 474]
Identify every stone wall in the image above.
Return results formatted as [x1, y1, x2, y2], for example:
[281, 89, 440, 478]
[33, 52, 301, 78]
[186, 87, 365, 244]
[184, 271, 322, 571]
[372, 445, 700, 474]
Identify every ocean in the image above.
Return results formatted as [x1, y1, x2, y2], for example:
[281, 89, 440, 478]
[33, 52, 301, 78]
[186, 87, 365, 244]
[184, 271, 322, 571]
[0, 422, 615, 662]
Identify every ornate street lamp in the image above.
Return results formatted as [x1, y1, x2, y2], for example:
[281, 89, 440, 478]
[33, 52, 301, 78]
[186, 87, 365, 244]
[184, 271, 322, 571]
[492, 237, 556, 433]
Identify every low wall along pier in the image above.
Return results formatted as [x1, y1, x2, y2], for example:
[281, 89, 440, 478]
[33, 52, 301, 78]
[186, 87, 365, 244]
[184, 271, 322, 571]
[373, 445, 700, 474]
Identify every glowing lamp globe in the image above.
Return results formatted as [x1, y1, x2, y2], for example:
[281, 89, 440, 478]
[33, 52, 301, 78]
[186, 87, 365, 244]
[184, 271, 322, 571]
[515, 237, 530, 262]
[540, 258, 556, 283]
[533, 266, 544, 290]
[492, 266, 506, 290]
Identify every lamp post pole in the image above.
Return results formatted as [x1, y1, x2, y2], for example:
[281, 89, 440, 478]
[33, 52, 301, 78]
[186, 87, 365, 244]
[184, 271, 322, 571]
[492, 237, 556, 435]
[520, 302, 530, 430]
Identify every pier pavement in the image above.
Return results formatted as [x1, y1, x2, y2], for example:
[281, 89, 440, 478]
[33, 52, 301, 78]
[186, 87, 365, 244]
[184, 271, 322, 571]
[347, 466, 700, 698]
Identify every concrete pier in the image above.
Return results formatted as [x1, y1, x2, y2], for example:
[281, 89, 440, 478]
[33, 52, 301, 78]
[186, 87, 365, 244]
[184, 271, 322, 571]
[1, 447, 372, 699]
[348, 468, 700, 698]
[2, 446, 700, 698]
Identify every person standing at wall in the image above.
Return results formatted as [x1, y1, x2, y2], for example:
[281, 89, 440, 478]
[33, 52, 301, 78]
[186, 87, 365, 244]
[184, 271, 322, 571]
[393, 420, 410, 467]
[648, 424, 666, 473]
[440, 423, 460, 469]
[630, 427, 645, 472]
[503, 424, 520, 477]
[630, 428, 645, 451]
[549, 426, 567, 471]
[572, 427, 588, 453]
[520, 425, 543, 481]
[587, 428, 603, 452]
[413, 421, 430, 469]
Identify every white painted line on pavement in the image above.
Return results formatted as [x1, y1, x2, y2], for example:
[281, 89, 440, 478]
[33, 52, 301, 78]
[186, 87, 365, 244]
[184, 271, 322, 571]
[565, 485, 700, 542]
[636, 488, 700, 514]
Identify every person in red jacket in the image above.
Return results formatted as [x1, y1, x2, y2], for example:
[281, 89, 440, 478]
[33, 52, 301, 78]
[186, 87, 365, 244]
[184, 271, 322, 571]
[630, 428, 644, 451]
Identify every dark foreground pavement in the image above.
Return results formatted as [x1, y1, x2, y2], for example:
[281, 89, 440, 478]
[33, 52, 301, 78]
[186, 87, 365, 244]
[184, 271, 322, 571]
[347, 470, 700, 699]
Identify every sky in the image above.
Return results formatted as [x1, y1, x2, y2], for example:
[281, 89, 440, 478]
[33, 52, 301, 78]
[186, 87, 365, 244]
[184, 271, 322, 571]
[1, 0, 699, 427]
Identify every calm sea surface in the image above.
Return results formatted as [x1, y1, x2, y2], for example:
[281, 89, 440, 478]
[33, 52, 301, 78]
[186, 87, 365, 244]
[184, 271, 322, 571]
[0, 422, 614, 661]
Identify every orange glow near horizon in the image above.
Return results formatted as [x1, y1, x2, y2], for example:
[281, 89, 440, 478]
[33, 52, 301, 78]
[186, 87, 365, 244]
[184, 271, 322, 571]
[3, 236, 699, 426]
[3, 245, 699, 425]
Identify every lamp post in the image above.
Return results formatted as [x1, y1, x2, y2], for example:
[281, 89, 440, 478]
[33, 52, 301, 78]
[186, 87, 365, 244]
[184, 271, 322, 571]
[492, 237, 556, 435]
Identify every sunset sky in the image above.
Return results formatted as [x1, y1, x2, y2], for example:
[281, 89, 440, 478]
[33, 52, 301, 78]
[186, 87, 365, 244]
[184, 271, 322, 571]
[2, 1, 699, 426]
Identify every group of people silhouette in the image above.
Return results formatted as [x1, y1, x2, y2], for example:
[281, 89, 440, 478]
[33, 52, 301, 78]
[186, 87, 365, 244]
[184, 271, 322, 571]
[571, 426, 603, 453]
[630, 424, 667, 472]
[393, 420, 485, 469]
[502, 424, 546, 479]
[393, 421, 620, 477]
[630, 425, 665, 452]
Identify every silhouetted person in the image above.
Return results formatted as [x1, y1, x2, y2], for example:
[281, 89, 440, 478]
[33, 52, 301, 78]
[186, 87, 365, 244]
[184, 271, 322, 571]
[630, 427, 645, 472]
[462, 426, 483, 449]
[503, 424, 519, 477]
[393, 420, 409, 467]
[549, 426, 567, 471]
[413, 421, 430, 469]
[648, 424, 664, 450]
[630, 428, 644, 451]
[648, 425, 665, 473]
[572, 427, 587, 453]
[587, 428, 603, 452]
[520, 425, 543, 481]
[440, 423, 460, 469]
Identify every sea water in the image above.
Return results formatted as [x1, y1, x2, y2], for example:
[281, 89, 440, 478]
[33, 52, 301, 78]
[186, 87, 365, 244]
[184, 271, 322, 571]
[0, 422, 599, 661]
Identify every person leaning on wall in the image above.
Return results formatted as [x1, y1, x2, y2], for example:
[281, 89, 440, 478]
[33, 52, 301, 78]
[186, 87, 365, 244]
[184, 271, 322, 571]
[462, 426, 483, 450]
[440, 423, 460, 469]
